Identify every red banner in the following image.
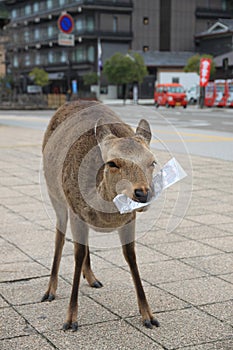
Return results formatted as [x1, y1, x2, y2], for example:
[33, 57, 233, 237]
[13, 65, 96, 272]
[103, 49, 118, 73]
[199, 58, 211, 87]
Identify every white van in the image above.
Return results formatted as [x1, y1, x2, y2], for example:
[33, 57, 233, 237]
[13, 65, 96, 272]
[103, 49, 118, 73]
[186, 85, 200, 104]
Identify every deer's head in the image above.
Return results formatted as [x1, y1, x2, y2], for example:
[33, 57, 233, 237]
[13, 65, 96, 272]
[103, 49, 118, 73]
[95, 119, 156, 204]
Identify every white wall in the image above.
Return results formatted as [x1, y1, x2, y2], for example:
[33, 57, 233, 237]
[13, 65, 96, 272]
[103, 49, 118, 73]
[157, 72, 199, 90]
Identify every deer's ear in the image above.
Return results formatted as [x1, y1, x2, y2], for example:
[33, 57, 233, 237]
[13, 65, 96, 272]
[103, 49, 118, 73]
[136, 119, 152, 145]
[95, 118, 115, 145]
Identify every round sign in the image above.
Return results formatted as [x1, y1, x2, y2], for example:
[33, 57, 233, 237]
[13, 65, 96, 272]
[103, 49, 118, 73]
[58, 13, 74, 34]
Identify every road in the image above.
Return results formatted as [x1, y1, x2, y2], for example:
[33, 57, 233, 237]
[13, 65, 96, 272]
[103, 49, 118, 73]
[0, 105, 233, 161]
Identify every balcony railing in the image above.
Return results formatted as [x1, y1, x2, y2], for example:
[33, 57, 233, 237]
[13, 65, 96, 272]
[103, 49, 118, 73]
[8, 0, 133, 25]
[6, 27, 133, 49]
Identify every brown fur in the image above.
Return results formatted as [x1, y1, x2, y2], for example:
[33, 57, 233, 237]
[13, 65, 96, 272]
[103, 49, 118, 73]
[41, 100, 159, 330]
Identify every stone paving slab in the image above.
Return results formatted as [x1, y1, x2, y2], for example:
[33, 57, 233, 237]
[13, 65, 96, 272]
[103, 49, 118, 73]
[45, 320, 164, 350]
[161, 276, 233, 305]
[16, 297, 119, 333]
[1, 123, 233, 349]
[180, 339, 233, 350]
[127, 308, 233, 349]
[0, 277, 71, 306]
[1, 335, 56, 350]
[183, 253, 233, 275]
[200, 300, 233, 327]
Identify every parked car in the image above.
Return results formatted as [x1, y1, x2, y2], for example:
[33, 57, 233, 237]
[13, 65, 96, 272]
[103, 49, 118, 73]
[186, 85, 200, 104]
[154, 83, 187, 108]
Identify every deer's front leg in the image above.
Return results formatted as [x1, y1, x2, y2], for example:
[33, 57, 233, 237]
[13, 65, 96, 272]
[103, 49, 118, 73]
[119, 223, 160, 329]
[63, 242, 87, 331]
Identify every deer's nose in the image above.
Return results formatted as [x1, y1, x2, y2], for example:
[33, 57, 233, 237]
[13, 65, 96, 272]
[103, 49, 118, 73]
[134, 188, 150, 203]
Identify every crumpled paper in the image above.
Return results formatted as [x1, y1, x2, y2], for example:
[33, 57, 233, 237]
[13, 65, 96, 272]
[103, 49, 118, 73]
[113, 157, 187, 214]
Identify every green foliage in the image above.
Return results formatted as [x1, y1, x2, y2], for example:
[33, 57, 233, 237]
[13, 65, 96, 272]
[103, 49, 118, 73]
[184, 54, 215, 77]
[83, 72, 98, 86]
[29, 67, 49, 87]
[0, 74, 13, 86]
[103, 52, 148, 85]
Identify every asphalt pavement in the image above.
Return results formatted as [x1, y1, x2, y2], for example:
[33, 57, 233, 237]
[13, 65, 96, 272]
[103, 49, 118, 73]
[0, 105, 233, 349]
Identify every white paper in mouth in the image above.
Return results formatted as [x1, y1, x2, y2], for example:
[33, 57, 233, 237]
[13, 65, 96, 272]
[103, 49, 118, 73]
[113, 157, 187, 214]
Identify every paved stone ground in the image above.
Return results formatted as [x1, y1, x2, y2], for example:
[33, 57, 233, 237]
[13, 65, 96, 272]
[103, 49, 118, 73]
[0, 124, 233, 350]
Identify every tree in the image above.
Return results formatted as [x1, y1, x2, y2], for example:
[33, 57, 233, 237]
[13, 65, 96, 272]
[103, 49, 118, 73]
[29, 67, 49, 89]
[184, 54, 215, 77]
[83, 72, 98, 86]
[103, 52, 148, 102]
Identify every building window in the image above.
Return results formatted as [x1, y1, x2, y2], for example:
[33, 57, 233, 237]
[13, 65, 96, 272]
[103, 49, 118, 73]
[25, 5, 31, 15]
[12, 9, 17, 19]
[33, 3, 39, 13]
[24, 30, 30, 43]
[48, 25, 54, 37]
[59, 0, 66, 5]
[76, 18, 83, 31]
[113, 16, 118, 32]
[61, 51, 67, 63]
[13, 55, 19, 68]
[35, 53, 41, 65]
[87, 46, 95, 62]
[86, 16, 94, 31]
[47, 0, 53, 9]
[25, 54, 30, 66]
[143, 17, 149, 25]
[73, 47, 86, 62]
[34, 29, 40, 40]
[223, 58, 228, 71]
[172, 77, 179, 83]
[48, 51, 54, 63]
[143, 45, 149, 52]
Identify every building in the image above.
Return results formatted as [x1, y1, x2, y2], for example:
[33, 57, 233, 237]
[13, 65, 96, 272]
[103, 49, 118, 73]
[195, 18, 233, 56]
[132, 0, 232, 52]
[2, 0, 233, 97]
[131, 0, 233, 96]
[0, 1, 9, 76]
[3, 0, 133, 94]
[195, 18, 233, 79]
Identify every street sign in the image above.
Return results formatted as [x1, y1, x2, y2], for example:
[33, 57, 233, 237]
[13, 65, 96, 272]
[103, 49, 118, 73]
[58, 13, 74, 34]
[58, 32, 74, 46]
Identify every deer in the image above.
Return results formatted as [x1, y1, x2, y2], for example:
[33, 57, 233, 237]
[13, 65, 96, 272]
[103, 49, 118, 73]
[41, 100, 160, 331]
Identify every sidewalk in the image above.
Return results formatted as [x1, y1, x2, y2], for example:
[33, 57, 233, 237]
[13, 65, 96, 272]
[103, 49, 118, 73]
[0, 124, 232, 350]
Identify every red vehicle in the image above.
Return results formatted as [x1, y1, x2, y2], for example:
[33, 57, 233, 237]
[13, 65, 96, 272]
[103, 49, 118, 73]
[227, 79, 233, 107]
[204, 80, 229, 107]
[154, 83, 187, 108]
[204, 82, 215, 107]
[214, 80, 228, 107]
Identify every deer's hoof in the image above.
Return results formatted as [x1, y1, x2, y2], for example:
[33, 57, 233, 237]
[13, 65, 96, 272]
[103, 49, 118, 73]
[144, 320, 153, 329]
[92, 280, 103, 288]
[143, 318, 160, 329]
[62, 321, 78, 332]
[151, 318, 160, 327]
[41, 293, 55, 302]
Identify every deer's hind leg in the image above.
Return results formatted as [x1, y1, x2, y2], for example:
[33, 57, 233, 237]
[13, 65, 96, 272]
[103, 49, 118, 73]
[41, 199, 68, 302]
[82, 246, 103, 288]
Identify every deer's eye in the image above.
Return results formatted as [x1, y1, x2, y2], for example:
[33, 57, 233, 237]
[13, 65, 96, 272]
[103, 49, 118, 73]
[106, 161, 119, 169]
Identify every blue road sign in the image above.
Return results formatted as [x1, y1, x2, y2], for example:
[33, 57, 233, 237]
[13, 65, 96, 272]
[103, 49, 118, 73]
[58, 13, 74, 34]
